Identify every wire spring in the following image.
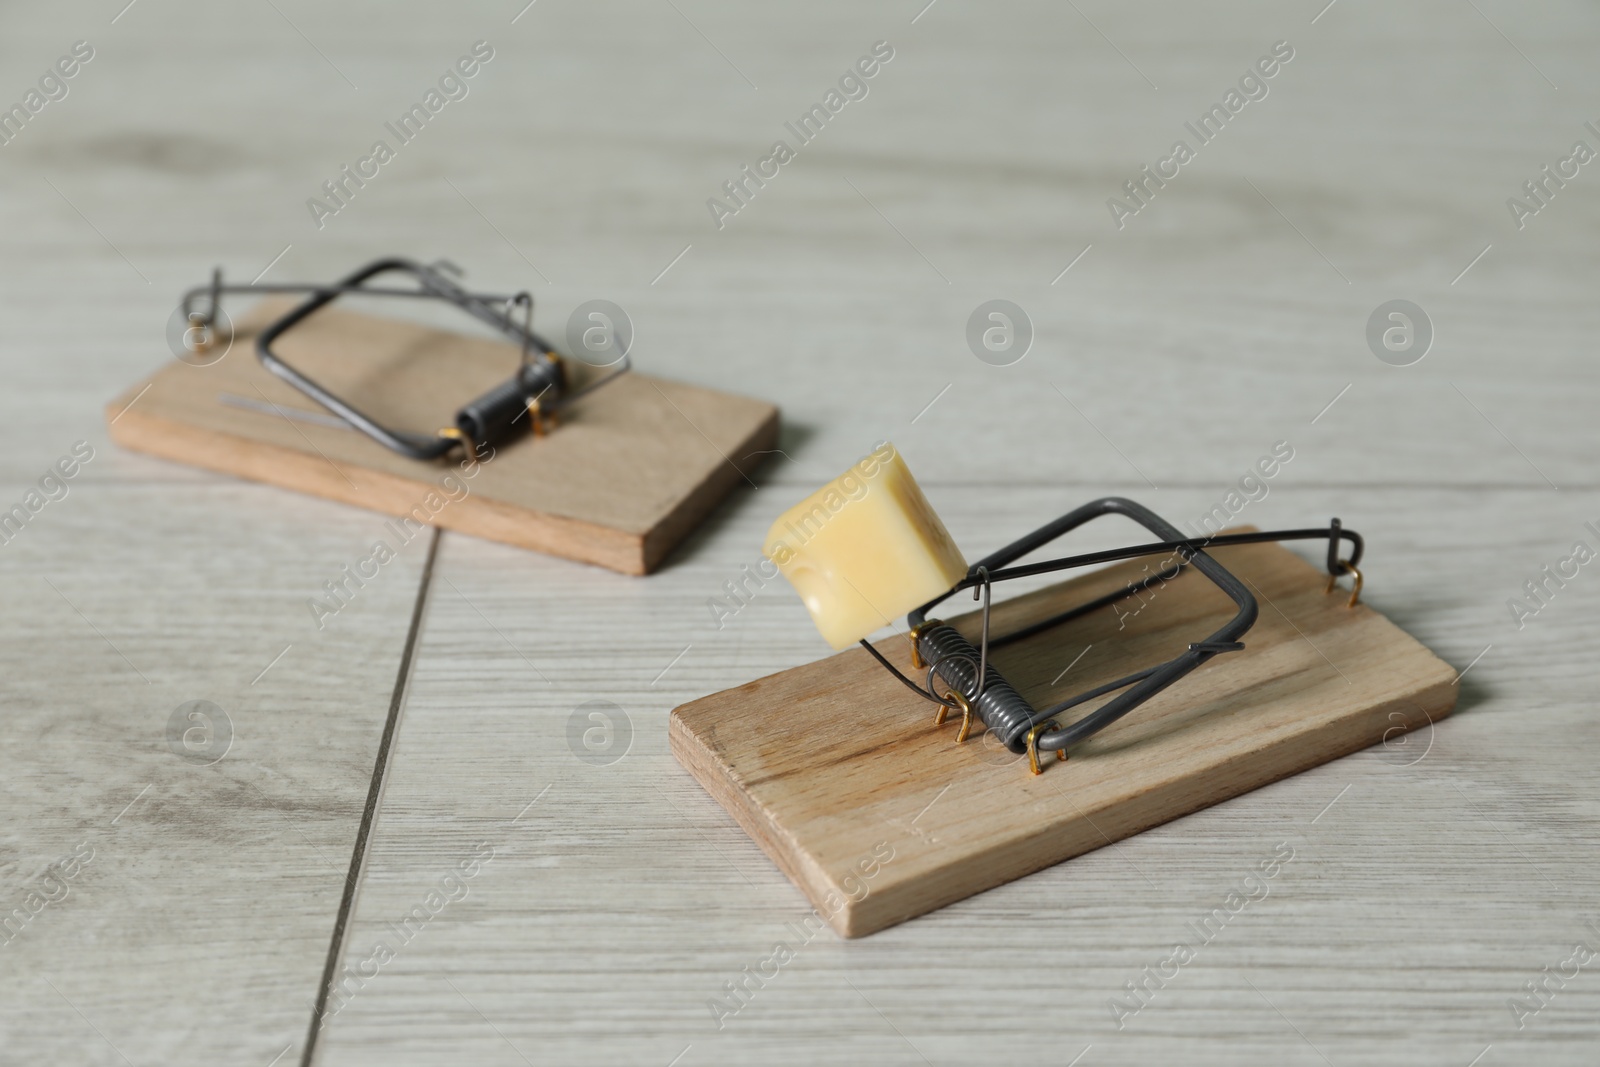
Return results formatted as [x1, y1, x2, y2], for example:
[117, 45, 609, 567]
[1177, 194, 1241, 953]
[917, 623, 1039, 752]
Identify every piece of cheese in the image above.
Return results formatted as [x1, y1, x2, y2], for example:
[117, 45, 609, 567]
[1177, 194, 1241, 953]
[764, 442, 967, 649]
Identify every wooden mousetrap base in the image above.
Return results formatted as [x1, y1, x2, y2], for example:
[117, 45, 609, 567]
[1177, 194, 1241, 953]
[106, 299, 778, 575]
[671, 535, 1458, 937]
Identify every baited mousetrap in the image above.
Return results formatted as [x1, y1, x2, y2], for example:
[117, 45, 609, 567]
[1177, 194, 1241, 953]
[670, 443, 1457, 937]
[106, 257, 778, 574]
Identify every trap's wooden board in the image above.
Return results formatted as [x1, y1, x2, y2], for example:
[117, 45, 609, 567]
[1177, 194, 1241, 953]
[671, 535, 1458, 937]
[106, 299, 778, 575]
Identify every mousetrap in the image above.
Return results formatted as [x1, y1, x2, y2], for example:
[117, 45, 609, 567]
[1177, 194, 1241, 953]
[106, 258, 778, 574]
[670, 448, 1457, 936]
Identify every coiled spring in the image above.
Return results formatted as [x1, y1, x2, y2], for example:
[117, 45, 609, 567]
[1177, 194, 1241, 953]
[917, 623, 1037, 753]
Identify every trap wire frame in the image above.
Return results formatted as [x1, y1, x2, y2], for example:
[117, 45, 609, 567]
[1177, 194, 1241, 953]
[178, 256, 629, 462]
[861, 497, 1363, 773]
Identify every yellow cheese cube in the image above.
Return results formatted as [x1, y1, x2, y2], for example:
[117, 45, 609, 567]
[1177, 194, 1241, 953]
[764, 442, 967, 649]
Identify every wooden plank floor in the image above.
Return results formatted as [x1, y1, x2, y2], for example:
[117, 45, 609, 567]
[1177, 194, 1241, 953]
[0, 478, 436, 1065]
[2, 0, 1598, 1064]
[312, 487, 1600, 1066]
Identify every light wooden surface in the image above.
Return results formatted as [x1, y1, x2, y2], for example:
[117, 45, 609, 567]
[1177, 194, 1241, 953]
[672, 537, 1458, 937]
[0, 480, 435, 1066]
[108, 298, 778, 574]
[3, 0, 1599, 1064]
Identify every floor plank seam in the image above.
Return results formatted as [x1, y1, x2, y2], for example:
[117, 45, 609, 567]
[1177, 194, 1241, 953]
[300, 526, 442, 1067]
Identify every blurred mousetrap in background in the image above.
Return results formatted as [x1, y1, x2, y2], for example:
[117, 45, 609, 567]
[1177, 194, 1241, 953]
[181, 257, 631, 458]
[107, 257, 778, 575]
[671, 444, 1457, 936]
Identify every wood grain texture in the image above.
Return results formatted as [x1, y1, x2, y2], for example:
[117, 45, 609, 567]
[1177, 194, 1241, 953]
[671, 537, 1459, 936]
[0, 479, 435, 1067]
[106, 299, 779, 574]
[2, 0, 1598, 1063]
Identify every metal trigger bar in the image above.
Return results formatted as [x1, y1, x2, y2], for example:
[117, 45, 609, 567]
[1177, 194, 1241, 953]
[973, 566, 992, 702]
